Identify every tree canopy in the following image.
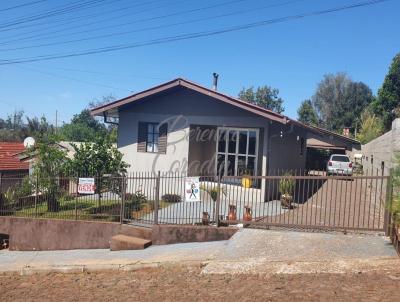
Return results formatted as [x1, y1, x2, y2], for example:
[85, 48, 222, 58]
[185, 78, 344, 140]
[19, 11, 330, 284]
[297, 99, 318, 126]
[371, 53, 400, 130]
[238, 85, 285, 113]
[312, 73, 374, 132]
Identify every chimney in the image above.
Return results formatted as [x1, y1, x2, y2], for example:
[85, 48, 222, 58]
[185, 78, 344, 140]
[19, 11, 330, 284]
[212, 73, 219, 91]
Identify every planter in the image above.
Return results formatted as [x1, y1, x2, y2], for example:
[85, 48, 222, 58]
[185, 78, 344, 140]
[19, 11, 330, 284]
[202, 211, 210, 225]
[241, 177, 252, 188]
[228, 204, 237, 221]
[281, 194, 293, 209]
[243, 206, 252, 221]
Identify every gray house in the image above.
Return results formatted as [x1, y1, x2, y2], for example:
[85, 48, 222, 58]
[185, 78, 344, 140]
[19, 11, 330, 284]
[90, 78, 358, 178]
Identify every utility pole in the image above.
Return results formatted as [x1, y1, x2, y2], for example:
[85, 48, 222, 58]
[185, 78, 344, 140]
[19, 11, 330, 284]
[55, 110, 58, 134]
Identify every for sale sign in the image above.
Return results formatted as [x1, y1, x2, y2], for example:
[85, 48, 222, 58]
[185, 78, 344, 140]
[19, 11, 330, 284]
[185, 177, 200, 202]
[78, 178, 96, 194]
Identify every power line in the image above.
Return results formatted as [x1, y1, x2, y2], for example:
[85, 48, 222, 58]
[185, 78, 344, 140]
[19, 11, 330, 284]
[0, 0, 162, 34]
[0, 0, 390, 65]
[0, 0, 303, 52]
[0, 0, 112, 29]
[0, 0, 246, 46]
[0, 0, 47, 13]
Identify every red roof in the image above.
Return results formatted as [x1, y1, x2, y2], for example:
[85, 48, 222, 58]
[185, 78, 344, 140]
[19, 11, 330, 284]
[0, 142, 29, 171]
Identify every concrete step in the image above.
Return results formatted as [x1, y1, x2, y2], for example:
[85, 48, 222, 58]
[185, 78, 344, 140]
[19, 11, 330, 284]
[119, 225, 152, 240]
[110, 234, 152, 251]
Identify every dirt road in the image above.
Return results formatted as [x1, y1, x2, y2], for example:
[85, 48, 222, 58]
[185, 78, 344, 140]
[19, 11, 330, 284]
[1, 264, 400, 302]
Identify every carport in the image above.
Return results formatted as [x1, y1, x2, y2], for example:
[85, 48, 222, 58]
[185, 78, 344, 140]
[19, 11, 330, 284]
[305, 126, 360, 171]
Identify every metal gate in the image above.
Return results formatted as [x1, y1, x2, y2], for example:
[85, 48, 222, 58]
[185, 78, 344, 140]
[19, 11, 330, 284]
[217, 173, 390, 232]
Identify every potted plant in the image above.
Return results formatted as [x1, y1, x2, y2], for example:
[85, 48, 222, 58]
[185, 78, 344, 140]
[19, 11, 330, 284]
[279, 173, 295, 209]
[241, 169, 253, 188]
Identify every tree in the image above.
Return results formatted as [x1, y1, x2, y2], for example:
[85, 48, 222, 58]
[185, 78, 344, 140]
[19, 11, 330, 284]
[60, 109, 107, 142]
[66, 134, 129, 206]
[297, 99, 318, 125]
[312, 73, 373, 132]
[371, 53, 400, 130]
[356, 111, 384, 144]
[32, 135, 68, 212]
[238, 85, 285, 113]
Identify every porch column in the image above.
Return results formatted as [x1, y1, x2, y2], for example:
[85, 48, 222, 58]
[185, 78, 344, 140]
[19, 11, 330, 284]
[260, 124, 269, 202]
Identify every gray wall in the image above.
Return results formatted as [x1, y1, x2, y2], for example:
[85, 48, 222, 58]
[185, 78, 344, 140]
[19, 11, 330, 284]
[118, 88, 271, 175]
[268, 123, 308, 174]
[361, 118, 400, 174]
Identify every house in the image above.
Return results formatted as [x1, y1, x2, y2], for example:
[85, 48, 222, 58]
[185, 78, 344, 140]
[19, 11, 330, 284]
[91, 78, 359, 177]
[0, 142, 29, 190]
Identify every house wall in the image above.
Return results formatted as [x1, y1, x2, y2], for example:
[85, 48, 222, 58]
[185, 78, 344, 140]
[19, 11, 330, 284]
[268, 123, 308, 174]
[118, 89, 271, 176]
[361, 118, 400, 174]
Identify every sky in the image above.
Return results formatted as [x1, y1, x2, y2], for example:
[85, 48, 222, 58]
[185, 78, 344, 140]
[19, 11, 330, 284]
[0, 0, 399, 125]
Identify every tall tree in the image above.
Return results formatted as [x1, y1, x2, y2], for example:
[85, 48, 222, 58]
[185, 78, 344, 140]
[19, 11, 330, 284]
[297, 99, 318, 125]
[238, 85, 285, 113]
[312, 73, 373, 132]
[371, 53, 400, 130]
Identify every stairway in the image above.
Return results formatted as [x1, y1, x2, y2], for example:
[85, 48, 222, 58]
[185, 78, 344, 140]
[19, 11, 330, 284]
[110, 224, 152, 251]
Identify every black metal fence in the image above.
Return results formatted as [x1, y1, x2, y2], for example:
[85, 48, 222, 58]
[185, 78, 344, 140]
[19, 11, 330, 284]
[0, 169, 392, 232]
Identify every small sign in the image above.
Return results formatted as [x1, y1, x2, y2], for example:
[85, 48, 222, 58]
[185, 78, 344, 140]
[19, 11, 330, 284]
[78, 178, 96, 194]
[185, 177, 200, 202]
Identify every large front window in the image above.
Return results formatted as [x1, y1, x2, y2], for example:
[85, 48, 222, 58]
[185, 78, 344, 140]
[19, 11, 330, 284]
[216, 127, 259, 176]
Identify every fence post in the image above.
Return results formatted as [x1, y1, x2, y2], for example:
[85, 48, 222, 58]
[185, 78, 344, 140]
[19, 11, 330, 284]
[215, 173, 222, 227]
[75, 177, 79, 221]
[384, 169, 394, 236]
[34, 173, 39, 217]
[154, 171, 160, 225]
[120, 175, 126, 224]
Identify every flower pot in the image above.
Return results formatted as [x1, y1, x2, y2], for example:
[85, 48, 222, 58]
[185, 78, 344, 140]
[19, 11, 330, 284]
[202, 211, 210, 225]
[243, 206, 252, 221]
[281, 194, 293, 209]
[241, 177, 252, 188]
[228, 204, 237, 221]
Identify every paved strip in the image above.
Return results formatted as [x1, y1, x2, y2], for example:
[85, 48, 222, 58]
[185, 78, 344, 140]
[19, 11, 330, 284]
[0, 229, 397, 275]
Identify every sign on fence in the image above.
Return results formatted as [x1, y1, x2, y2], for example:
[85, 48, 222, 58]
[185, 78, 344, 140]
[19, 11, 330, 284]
[78, 178, 96, 194]
[185, 177, 200, 202]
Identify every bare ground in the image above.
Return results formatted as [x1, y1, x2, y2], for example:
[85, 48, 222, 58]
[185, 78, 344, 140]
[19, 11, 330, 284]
[1, 264, 400, 302]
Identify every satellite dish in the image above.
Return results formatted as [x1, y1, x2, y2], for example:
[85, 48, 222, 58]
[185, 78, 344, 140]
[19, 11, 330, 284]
[23, 137, 35, 148]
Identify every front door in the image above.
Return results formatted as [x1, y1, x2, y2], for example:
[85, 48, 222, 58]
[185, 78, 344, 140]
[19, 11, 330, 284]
[216, 127, 259, 176]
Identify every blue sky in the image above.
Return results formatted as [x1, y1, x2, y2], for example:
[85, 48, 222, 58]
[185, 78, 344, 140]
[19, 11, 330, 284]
[0, 0, 399, 125]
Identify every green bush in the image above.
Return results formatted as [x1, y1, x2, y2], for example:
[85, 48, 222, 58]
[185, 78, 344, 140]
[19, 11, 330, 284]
[161, 194, 181, 203]
[279, 173, 295, 195]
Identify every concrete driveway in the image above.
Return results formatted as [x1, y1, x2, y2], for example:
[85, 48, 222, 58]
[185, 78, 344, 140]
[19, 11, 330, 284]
[0, 228, 397, 274]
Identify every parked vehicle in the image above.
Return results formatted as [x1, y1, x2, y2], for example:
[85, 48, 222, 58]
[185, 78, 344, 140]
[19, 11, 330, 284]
[326, 154, 353, 176]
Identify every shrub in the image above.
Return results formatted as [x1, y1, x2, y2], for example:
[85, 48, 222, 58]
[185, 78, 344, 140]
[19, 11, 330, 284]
[161, 194, 181, 203]
[279, 173, 295, 196]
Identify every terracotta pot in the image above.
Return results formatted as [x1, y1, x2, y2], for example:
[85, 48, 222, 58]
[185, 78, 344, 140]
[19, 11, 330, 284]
[202, 211, 210, 225]
[243, 206, 252, 221]
[228, 204, 237, 221]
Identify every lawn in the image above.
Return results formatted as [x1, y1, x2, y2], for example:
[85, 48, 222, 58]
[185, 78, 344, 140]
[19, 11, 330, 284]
[10, 196, 173, 222]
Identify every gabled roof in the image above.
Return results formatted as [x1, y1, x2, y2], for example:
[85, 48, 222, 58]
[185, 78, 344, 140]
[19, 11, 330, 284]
[90, 78, 288, 124]
[0, 142, 29, 171]
[90, 77, 360, 146]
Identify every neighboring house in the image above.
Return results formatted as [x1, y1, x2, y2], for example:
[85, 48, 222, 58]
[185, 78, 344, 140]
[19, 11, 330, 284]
[0, 142, 29, 190]
[90, 78, 359, 179]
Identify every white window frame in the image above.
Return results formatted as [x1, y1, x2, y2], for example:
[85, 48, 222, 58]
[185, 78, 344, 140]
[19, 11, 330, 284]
[215, 127, 259, 176]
